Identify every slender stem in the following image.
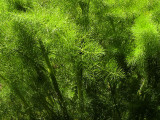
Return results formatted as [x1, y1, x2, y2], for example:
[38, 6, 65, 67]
[38, 39, 70, 120]
[108, 81, 121, 120]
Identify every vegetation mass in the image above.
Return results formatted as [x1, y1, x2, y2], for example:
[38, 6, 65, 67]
[1, 0, 160, 119]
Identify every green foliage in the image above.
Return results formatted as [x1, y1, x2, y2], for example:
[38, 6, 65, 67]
[6, 0, 33, 12]
[1, 0, 160, 120]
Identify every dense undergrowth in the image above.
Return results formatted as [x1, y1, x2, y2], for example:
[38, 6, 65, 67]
[1, 0, 160, 120]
